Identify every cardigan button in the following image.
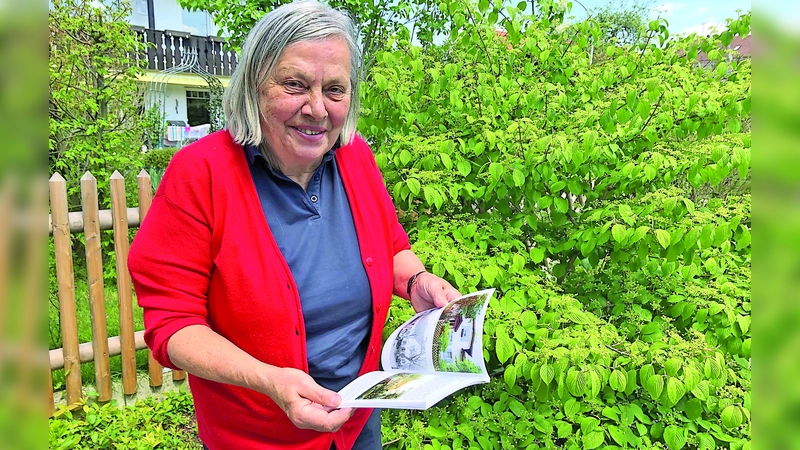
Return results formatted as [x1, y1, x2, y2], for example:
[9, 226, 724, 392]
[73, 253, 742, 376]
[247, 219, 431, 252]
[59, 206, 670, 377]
[365, 257, 374, 266]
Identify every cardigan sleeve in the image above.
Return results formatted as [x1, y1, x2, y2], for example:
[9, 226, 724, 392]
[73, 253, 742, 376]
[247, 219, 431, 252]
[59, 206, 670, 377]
[128, 150, 215, 369]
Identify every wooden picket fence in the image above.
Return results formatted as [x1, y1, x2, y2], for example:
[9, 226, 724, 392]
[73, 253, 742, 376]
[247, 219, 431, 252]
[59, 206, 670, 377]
[48, 170, 185, 416]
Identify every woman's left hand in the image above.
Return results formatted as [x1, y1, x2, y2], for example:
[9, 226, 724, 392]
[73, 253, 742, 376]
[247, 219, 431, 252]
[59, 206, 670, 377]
[409, 272, 461, 312]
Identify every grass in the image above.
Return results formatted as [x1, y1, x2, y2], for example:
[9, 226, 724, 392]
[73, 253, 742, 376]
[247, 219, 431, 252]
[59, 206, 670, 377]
[49, 275, 148, 391]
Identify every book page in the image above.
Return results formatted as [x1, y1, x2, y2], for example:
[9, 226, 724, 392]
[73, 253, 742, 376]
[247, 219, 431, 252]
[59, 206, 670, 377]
[338, 371, 487, 409]
[381, 289, 494, 376]
[381, 307, 442, 372]
[430, 289, 493, 376]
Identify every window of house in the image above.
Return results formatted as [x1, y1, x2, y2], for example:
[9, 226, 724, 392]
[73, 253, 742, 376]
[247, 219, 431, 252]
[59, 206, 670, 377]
[186, 90, 210, 126]
[181, 7, 211, 36]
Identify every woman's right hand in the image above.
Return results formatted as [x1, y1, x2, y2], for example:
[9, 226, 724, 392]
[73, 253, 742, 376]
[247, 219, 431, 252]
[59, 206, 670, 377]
[263, 367, 355, 432]
[166, 326, 354, 433]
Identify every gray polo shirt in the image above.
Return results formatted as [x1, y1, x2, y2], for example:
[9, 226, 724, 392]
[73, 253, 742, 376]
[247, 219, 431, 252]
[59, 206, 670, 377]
[244, 144, 380, 449]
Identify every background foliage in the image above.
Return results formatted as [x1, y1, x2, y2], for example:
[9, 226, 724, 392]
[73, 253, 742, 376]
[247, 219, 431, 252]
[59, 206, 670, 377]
[364, 1, 751, 449]
[49, 0, 148, 202]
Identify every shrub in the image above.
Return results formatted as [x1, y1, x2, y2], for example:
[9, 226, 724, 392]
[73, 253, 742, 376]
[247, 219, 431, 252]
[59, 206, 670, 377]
[141, 148, 177, 171]
[49, 391, 199, 450]
[366, 1, 751, 448]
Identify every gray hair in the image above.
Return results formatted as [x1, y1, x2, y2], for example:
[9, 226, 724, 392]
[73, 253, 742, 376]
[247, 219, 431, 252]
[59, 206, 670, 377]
[223, 1, 362, 147]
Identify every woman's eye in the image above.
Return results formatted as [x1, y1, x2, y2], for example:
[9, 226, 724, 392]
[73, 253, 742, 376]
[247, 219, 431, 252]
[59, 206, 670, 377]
[284, 81, 305, 90]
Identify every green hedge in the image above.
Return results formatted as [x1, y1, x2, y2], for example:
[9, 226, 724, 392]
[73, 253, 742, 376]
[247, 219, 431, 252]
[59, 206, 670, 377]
[142, 148, 177, 171]
[49, 391, 199, 450]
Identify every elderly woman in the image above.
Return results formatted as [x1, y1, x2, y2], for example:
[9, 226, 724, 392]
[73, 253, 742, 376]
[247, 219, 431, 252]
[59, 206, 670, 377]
[128, 2, 460, 449]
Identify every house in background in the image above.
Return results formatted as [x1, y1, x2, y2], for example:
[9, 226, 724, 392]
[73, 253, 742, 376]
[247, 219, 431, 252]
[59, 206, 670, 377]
[126, 0, 238, 130]
[697, 34, 752, 69]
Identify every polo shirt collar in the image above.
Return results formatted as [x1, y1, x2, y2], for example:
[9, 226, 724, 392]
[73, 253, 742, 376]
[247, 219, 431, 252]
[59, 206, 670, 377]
[244, 142, 340, 172]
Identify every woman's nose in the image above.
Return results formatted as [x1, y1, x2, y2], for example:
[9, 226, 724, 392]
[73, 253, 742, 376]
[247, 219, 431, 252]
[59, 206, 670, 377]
[301, 90, 327, 120]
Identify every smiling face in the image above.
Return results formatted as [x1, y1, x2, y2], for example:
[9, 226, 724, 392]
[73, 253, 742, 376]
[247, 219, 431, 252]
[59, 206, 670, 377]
[258, 37, 352, 176]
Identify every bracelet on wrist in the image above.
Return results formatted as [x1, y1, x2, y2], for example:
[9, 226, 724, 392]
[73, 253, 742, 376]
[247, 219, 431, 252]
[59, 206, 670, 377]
[406, 270, 427, 297]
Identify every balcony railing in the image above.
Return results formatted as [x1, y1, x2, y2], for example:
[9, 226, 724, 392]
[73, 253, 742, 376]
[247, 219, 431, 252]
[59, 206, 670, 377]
[131, 26, 239, 76]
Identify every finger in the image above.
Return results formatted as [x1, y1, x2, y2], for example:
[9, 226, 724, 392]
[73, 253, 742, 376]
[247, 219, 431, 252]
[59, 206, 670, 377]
[445, 287, 462, 301]
[296, 382, 342, 409]
[296, 403, 352, 432]
[432, 280, 459, 307]
[433, 294, 450, 308]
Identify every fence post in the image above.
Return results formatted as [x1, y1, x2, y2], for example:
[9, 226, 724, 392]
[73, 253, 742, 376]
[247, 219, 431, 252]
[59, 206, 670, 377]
[136, 170, 165, 387]
[81, 172, 112, 401]
[110, 171, 137, 395]
[48, 365, 54, 416]
[49, 173, 82, 404]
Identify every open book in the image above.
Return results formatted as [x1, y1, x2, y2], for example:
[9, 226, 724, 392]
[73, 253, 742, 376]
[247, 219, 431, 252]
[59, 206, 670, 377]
[338, 288, 494, 410]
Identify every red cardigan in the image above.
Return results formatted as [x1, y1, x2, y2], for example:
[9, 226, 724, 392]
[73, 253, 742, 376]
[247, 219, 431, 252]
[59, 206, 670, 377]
[128, 131, 410, 450]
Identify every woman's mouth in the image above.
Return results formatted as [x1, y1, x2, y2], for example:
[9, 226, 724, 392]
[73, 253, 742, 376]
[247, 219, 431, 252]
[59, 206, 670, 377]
[292, 126, 324, 136]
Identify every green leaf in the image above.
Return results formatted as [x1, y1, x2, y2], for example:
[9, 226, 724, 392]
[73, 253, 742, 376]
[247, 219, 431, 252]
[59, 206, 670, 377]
[700, 224, 715, 248]
[457, 160, 471, 176]
[639, 364, 655, 384]
[504, 365, 518, 387]
[489, 162, 503, 180]
[609, 425, 627, 446]
[697, 433, 716, 450]
[496, 336, 515, 364]
[509, 399, 526, 417]
[682, 364, 701, 392]
[736, 227, 751, 250]
[612, 224, 627, 243]
[521, 311, 538, 332]
[685, 398, 703, 420]
[406, 178, 421, 195]
[587, 369, 602, 398]
[737, 315, 751, 334]
[721, 405, 743, 429]
[554, 196, 569, 213]
[630, 225, 650, 244]
[582, 430, 604, 449]
[512, 169, 525, 187]
[540, 363, 555, 385]
[655, 229, 671, 249]
[398, 149, 412, 166]
[609, 369, 628, 392]
[665, 377, 686, 405]
[427, 426, 446, 438]
[481, 266, 496, 285]
[663, 425, 686, 450]
[439, 152, 453, 170]
[692, 380, 710, 401]
[564, 398, 580, 419]
[566, 369, 587, 397]
[645, 374, 664, 400]
[704, 356, 723, 379]
[529, 247, 545, 264]
[580, 417, 600, 434]
[467, 396, 483, 410]
[457, 423, 475, 441]
[373, 72, 388, 90]
[664, 358, 683, 377]
[638, 100, 651, 120]
[565, 309, 592, 325]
